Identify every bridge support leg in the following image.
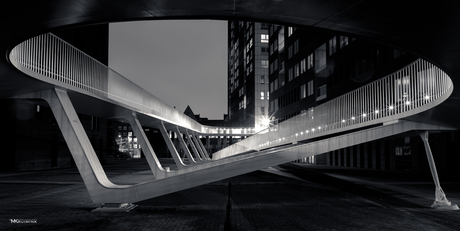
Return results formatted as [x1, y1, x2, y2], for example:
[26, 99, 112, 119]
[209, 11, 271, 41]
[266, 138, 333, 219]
[20, 89, 136, 210]
[159, 121, 186, 169]
[419, 131, 459, 210]
[126, 112, 167, 179]
[174, 127, 197, 165]
[191, 133, 208, 161]
[185, 130, 204, 162]
[193, 133, 211, 160]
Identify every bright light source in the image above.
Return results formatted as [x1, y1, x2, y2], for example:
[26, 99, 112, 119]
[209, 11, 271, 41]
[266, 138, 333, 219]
[318, 126, 321, 129]
[389, 105, 394, 110]
[261, 117, 271, 127]
[405, 101, 411, 105]
[342, 119, 345, 123]
[312, 128, 315, 132]
[363, 113, 366, 117]
[352, 117, 355, 120]
[375, 110, 379, 114]
[425, 95, 430, 100]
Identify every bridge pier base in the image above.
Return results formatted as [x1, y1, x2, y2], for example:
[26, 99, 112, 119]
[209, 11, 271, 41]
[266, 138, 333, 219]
[92, 203, 138, 212]
[420, 131, 459, 210]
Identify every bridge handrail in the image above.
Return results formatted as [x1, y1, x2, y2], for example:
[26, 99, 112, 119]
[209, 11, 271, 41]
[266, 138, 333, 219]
[213, 58, 454, 159]
[8, 33, 253, 136]
[8, 33, 453, 160]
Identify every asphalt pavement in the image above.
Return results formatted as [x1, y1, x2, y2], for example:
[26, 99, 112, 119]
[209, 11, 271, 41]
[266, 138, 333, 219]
[0, 158, 459, 230]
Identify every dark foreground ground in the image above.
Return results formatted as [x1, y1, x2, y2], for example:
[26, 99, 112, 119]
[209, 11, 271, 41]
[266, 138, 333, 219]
[0, 158, 459, 230]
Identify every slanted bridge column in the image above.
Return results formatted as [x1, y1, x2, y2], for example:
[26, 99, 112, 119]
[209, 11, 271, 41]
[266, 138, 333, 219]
[158, 121, 186, 169]
[419, 131, 459, 210]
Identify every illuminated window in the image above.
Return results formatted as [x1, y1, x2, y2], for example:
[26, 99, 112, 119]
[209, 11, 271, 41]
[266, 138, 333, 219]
[288, 27, 293, 37]
[301, 59, 306, 73]
[308, 80, 314, 96]
[301, 84, 306, 99]
[261, 92, 265, 100]
[295, 63, 300, 77]
[261, 76, 265, 84]
[307, 53, 313, 69]
[278, 28, 284, 51]
[261, 34, 269, 43]
[315, 44, 327, 73]
[318, 84, 327, 101]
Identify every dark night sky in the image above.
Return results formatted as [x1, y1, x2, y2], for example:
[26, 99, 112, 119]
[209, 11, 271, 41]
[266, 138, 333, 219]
[109, 20, 228, 119]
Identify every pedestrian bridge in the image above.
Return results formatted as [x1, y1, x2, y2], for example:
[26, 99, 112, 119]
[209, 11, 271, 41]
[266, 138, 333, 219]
[7, 32, 455, 210]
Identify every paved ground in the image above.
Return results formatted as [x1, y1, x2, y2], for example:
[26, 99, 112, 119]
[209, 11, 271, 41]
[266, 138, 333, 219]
[0, 158, 459, 230]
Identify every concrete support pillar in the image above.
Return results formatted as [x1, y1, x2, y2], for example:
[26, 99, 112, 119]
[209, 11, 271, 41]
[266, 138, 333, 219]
[338, 150, 342, 166]
[332, 151, 336, 166]
[193, 133, 210, 160]
[420, 131, 459, 210]
[126, 112, 167, 178]
[185, 130, 203, 162]
[192, 134, 206, 160]
[380, 140, 386, 170]
[158, 121, 186, 169]
[372, 141, 377, 169]
[390, 139, 396, 171]
[206, 136, 210, 154]
[223, 135, 228, 148]
[344, 148, 348, 167]
[38, 89, 115, 200]
[174, 127, 197, 165]
[363, 143, 369, 169]
[357, 144, 361, 168]
[350, 147, 354, 168]
[217, 136, 222, 150]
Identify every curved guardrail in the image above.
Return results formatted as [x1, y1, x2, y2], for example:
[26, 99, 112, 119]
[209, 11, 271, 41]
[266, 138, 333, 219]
[8, 33, 454, 160]
[213, 58, 454, 159]
[8, 33, 255, 136]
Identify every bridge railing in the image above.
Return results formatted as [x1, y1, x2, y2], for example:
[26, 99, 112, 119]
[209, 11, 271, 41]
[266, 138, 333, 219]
[8, 33, 453, 160]
[9, 33, 256, 136]
[213, 58, 453, 159]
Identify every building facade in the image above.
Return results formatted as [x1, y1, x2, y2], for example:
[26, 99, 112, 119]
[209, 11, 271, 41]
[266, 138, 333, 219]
[228, 21, 270, 132]
[227, 21, 459, 177]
